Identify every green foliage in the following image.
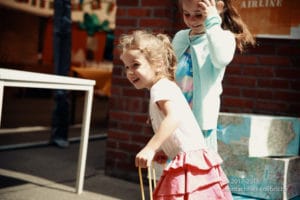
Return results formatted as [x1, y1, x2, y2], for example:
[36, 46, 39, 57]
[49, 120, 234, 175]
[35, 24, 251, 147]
[78, 13, 110, 36]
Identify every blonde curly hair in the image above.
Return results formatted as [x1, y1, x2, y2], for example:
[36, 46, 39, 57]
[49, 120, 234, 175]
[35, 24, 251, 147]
[118, 30, 177, 81]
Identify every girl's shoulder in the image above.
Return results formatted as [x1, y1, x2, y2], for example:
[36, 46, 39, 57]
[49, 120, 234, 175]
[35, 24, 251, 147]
[152, 78, 176, 91]
[151, 78, 182, 100]
[172, 29, 191, 55]
[173, 29, 190, 41]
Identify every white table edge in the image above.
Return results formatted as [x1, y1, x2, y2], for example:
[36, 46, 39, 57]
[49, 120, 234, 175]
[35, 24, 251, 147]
[0, 68, 96, 194]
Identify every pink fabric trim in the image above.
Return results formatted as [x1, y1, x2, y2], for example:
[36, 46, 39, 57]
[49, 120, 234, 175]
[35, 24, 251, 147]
[153, 149, 233, 200]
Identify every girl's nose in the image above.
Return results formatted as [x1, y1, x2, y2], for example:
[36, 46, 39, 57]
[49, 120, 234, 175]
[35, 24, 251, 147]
[126, 69, 135, 76]
[190, 15, 198, 22]
[127, 69, 134, 74]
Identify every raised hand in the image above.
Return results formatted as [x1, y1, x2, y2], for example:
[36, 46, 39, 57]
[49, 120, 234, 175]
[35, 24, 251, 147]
[197, 0, 219, 19]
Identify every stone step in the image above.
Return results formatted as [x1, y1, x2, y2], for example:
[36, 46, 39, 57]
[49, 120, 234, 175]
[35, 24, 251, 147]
[220, 155, 300, 200]
[217, 112, 300, 157]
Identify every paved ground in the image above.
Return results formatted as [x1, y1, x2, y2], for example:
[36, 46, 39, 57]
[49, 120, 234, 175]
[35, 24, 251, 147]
[1, 135, 300, 200]
[0, 138, 147, 200]
[0, 85, 146, 200]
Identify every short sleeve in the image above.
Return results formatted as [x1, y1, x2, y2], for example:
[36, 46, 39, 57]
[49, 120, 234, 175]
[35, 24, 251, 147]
[150, 79, 178, 103]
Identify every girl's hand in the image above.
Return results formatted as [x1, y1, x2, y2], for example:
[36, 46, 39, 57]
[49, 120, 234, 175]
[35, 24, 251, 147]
[135, 146, 155, 168]
[198, 0, 219, 19]
[153, 150, 168, 164]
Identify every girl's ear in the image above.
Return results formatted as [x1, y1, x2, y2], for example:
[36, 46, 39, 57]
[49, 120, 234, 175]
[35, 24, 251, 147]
[216, 0, 224, 14]
[155, 60, 164, 73]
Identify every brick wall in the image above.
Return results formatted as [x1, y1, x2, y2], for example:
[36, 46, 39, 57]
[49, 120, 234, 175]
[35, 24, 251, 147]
[222, 38, 300, 117]
[105, 1, 300, 182]
[105, 0, 178, 181]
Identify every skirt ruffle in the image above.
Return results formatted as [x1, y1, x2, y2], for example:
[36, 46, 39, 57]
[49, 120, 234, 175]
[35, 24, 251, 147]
[153, 149, 233, 200]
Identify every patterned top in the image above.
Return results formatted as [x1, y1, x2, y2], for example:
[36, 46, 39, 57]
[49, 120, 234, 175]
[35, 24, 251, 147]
[175, 49, 193, 107]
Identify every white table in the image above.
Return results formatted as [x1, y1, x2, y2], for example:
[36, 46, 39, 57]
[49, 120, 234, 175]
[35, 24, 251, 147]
[0, 68, 96, 194]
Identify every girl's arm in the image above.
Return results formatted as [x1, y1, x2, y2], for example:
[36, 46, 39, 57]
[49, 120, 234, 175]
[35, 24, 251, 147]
[135, 99, 180, 168]
[198, 0, 236, 68]
[205, 14, 236, 68]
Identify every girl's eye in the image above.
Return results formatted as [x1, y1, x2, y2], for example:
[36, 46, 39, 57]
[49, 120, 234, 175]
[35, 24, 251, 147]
[184, 13, 190, 18]
[133, 63, 140, 68]
[124, 63, 140, 73]
[123, 66, 129, 74]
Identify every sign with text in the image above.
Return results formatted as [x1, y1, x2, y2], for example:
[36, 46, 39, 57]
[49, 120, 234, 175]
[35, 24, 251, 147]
[232, 0, 300, 39]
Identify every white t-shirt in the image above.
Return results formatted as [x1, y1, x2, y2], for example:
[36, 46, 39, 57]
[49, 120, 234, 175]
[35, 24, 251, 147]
[149, 78, 206, 159]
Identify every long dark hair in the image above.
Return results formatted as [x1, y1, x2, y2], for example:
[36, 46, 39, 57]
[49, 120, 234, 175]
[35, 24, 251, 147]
[220, 0, 256, 52]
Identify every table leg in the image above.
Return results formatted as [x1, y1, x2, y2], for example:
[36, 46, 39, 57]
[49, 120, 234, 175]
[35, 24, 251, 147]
[0, 82, 4, 127]
[75, 87, 94, 194]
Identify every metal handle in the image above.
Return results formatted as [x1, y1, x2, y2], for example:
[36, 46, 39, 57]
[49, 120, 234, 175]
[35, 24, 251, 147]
[138, 163, 156, 200]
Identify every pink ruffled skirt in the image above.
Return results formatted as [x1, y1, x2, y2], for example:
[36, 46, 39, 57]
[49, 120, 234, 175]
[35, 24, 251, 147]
[153, 149, 233, 200]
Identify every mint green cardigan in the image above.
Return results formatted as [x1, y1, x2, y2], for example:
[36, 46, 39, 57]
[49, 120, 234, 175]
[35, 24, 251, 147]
[172, 15, 236, 130]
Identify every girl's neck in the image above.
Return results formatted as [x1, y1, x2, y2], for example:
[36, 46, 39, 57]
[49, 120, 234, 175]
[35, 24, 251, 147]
[147, 75, 165, 90]
[190, 30, 205, 36]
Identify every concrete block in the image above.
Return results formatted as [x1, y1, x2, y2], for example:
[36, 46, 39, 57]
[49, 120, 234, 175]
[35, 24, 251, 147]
[217, 112, 300, 157]
[219, 155, 300, 200]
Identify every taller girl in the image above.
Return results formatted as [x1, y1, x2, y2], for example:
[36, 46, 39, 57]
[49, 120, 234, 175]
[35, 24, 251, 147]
[173, 0, 255, 152]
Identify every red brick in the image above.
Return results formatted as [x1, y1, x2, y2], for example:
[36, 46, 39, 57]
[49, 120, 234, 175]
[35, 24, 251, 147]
[259, 56, 291, 66]
[123, 87, 146, 98]
[142, 0, 173, 7]
[132, 134, 150, 144]
[247, 43, 276, 55]
[222, 97, 254, 108]
[222, 86, 241, 96]
[116, 8, 127, 17]
[231, 54, 258, 65]
[109, 111, 132, 121]
[255, 101, 289, 114]
[127, 8, 151, 17]
[256, 89, 274, 100]
[291, 57, 300, 67]
[132, 114, 148, 124]
[226, 64, 242, 75]
[143, 126, 154, 136]
[224, 76, 257, 87]
[241, 88, 258, 98]
[243, 65, 274, 77]
[257, 79, 290, 89]
[107, 150, 128, 160]
[117, 0, 139, 6]
[108, 130, 131, 140]
[120, 122, 144, 133]
[289, 103, 300, 117]
[154, 8, 174, 18]
[111, 76, 130, 87]
[106, 140, 117, 149]
[119, 142, 141, 153]
[291, 80, 300, 90]
[273, 91, 300, 102]
[116, 18, 138, 27]
[277, 42, 300, 56]
[274, 68, 300, 79]
[109, 86, 121, 97]
[116, 162, 136, 171]
[140, 18, 172, 27]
